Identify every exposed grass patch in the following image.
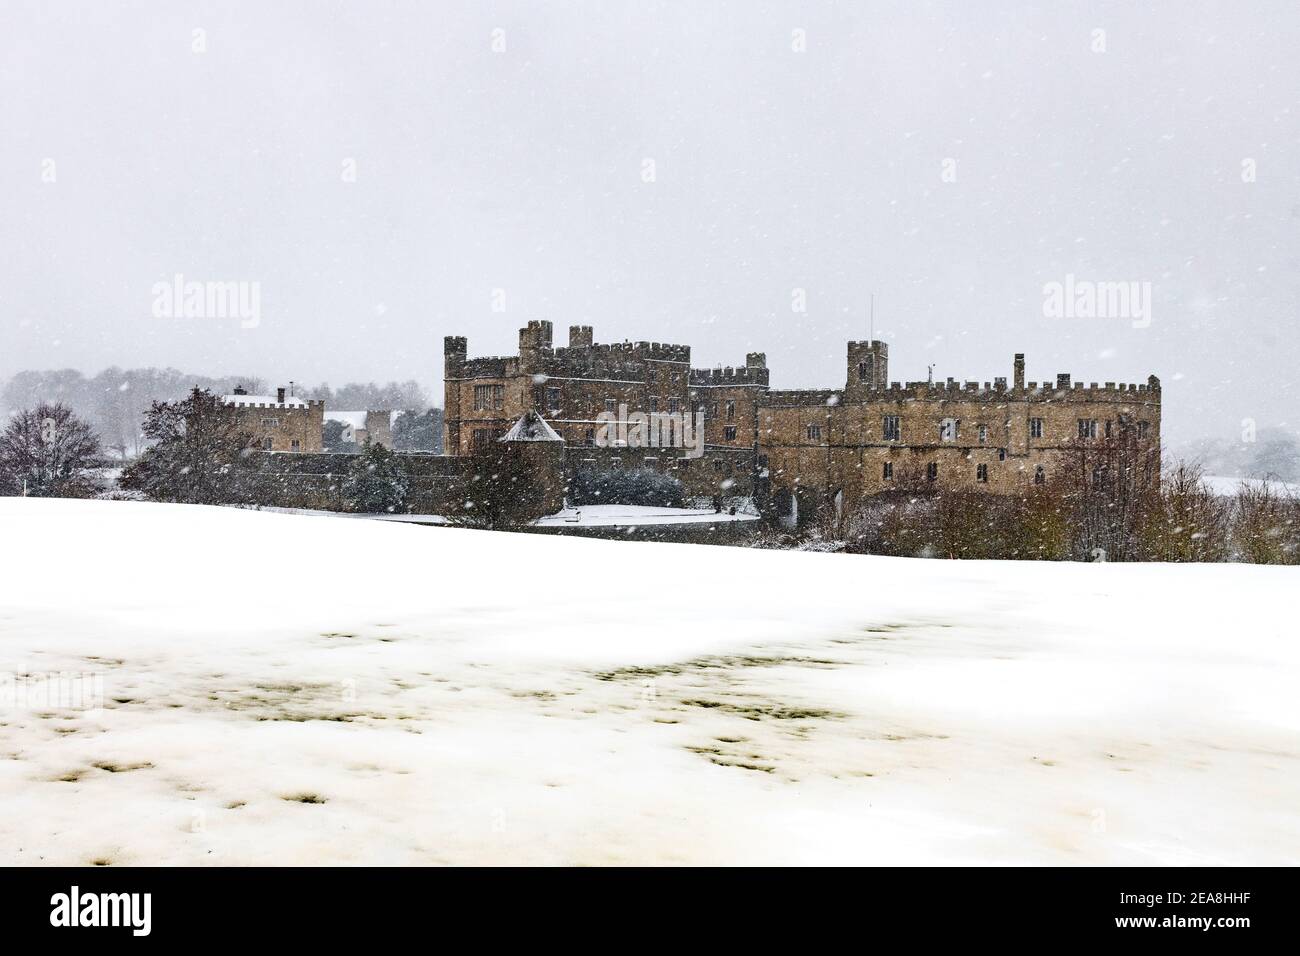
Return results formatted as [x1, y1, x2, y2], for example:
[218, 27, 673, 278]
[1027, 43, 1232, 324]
[707, 757, 775, 773]
[594, 653, 843, 682]
[679, 698, 842, 721]
[92, 760, 154, 773]
[510, 689, 558, 701]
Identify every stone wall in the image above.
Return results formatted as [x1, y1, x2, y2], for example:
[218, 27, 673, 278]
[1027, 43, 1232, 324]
[239, 443, 565, 518]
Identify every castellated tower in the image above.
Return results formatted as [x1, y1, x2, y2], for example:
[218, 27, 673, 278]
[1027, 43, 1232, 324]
[443, 335, 468, 455]
[518, 320, 553, 376]
[845, 340, 889, 400]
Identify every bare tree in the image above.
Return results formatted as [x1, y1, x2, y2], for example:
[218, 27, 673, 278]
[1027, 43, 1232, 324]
[0, 403, 102, 497]
[1052, 417, 1161, 561]
[1233, 479, 1300, 564]
[1141, 462, 1231, 562]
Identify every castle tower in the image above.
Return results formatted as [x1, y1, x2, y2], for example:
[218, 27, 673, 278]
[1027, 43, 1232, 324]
[443, 335, 468, 454]
[568, 325, 593, 348]
[845, 340, 888, 400]
[518, 320, 553, 375]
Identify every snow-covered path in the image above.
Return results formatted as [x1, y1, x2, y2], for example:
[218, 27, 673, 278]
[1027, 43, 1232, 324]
[0, 498, 1296, 865]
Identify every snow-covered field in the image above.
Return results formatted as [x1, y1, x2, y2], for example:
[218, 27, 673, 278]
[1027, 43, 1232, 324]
[1, 497, 1297, 866]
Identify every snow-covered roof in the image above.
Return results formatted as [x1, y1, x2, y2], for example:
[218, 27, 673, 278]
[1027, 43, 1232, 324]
[223, 394, 308, 408]
[500, 412, 563, 442]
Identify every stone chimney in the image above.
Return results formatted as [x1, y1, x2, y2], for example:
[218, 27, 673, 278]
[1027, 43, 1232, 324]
[1013, 354, 1025, 390]
[276, 387, 286, 404]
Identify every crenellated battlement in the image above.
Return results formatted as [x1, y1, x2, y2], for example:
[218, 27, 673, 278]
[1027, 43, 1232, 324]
[223, 398, 325, 410]
[761, 373, 1162, 408]
[689, 365, 770, 387]
[764, 389, 842, 407]
[579, 340, 692, 362]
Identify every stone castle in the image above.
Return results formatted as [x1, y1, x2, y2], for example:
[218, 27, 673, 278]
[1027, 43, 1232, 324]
[444, 320, 1162, 523]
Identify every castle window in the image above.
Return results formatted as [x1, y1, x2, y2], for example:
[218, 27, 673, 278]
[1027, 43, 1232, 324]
[649, 397, 659, 413]
[724, 426, 738, 441]
[262, 437, 273, 451]
[1034, 465, 1046, 484]
[1030, 417, 1043, 439]
[290, 439, 301, 452]
[882, 415, 900, 441]
[1138, 421, 1150, 439]
[882, 461, 894, 480]
[939, 418, 958, 442]
[473, 384, 504, 412]
[976, 463, 988, 482]
[806, 424, 821, 441]
[1078, 419, 1097, 439]
[998, 448, 1007, 461]
[605, 398, 617, 414]
[546, 386, 561, 409]
[926, 462, 938, 481]
[710, 402, 719, 419]
[977, 424, 988, 444]
[1104, 419, 1113, 438]
[261, 417, 280, 427]
[725, 400, 735, 421]
[858, 359, 873, 383]
[585, 428, 595, 445]
[471, 427, 504, 452]
[668, 398, 680, 413]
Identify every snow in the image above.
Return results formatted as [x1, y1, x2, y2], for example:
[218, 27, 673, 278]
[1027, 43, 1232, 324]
[499, 412, 562, 442]
[244, 505, 449, 525]
[1, 497, 1297, 865]
[536, 505, 759, 527]
[1203, 474, 1299, 498]
[222, 394, 308, 408]
[243, 503, 757, 528]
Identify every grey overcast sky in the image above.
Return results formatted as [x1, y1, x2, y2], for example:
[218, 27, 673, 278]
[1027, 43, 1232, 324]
[2, 0, 1297, 445]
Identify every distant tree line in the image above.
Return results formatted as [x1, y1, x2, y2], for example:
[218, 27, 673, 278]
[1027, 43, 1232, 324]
[1176, 428, 1300, 483]
[322, 408, 443, 454]
[2, 368, 437, 460]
